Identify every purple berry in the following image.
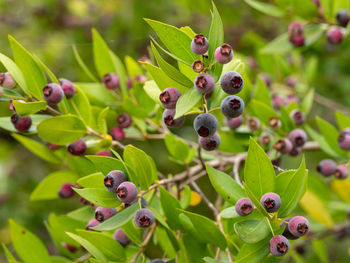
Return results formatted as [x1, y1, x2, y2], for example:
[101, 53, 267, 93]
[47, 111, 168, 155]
[290, 110, 305, 125]
[199, 133, 220, 151]
[58, 183, 75, 199]
[338, 132, 350, 150]
[268, 117, 281, 130]
[317, 159, 337, 176]
[190, 34, 209, 55]
[0, 72, 16, 89]
[94, 206, 117, 222]
[269, 235, 289, 256]
[43, 83, 64, 104]
[220, 71, 244, 95]
[86, 219, 99, 231]
[284, 94, 300, 106]
[288, 22, 305, 47]
[221, 95, 244, 118]
[334, 165, 348, 179]
[259, 134, 271, 146]
[273, 139, 293, 154]
[214, 44, 233, 64]
[194, 73, 215, 94]
[59, 79, 76, 99]
[46, 142, 60, 151]
[285, 76, 298, 88]
[224, 116, 243, 129]
[134, 74, 147, 83]
[117, 181, 138, 203]
[67, 139, 86, 156]
[260, 193, 281, 213]
[102, 73, 120, 90]
[104, 170, 127, 193]
[96, 150, 112, 157]
[288, 216, 309, 237]
[272, 95, 285, 110]
[289, 147, 302, 157]
[117, 113, 132, 128]
[260, 73, 272, 87]
[289, 129, 307, 147]
[113, 229, 130, 246]
[247, 117, 260, 132]
[110, 127, 125, 141]
[127, 77, 133, 89]
[162, 109, 184, 129]
[159, 87, 181, 109]
[281, 218, 299, 240]
[337, 10, 350, 27]
[134, 208, 155, 228]
[192, 60, 204, 73]
[327, 27, 343, 45]
[235, 198, 254, 216]
[11, 113, 32, 132]
[193, 113, 218, 137]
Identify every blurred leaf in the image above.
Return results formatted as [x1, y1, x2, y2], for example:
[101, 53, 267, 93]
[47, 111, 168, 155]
[11, 133, 61, 164]
[335, 111, 350, 130]
[253, 77, 272, 106]
[72, 45, 98, 82]
[312, 239, 329, 263]
[301, 89, 314, 115]
[244, 0, 285, 17]
[144, 80, 162, 103]
[180, 186, 192, 209]
[244, 182, 270, 217]
[67, 85, 93, 126]
[92, 29, 115, 78]
[76, 82, 115, 107]
[235, 237, 270, 263]
[291, 0, 318, 18]
[203, 257, 219, 263]
[234, 219, 270, 243]
[121, 220, 142, 246]
[1, 243, 19, 263]
[331, 180, 350, 203]
[304, 56, 318, 83]
[9, 219, 51, 263]
[249, 99, 279, 124]
[110, 51, 128, 97]
[159, 186, 182, 229]
[66, 206, 94, 223]
[260, 33, 293, 54]
[125, 56, 143, 78]
[33, 55, 59, 83]
[12, 101, 47, 117]
[73, 188, 121, 208]
[76, 172, 105, 188]
[174, 88, 201, 119]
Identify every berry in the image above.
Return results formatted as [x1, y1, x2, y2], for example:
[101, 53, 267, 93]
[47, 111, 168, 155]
[96, 150, 112, 157]
[194, 73, 215, 94]
[190, 34, 209, 55]
[288, 22, 305, 47]
[127, 77, 133, 89]
[214, 44, 233, 64]
[11, 113, 32, 132]
[272, 95, 285, 110]
[199, 133, 221, 151]
[260, 73, 272, 87]
[117, 113, 132, 128]
[159, 87, 181, 109]
[61, 242, 77, 253]
[269, 235, 289, 256]
[260, 193, 281, 213]
[273, 139, 293, 154]
[312, 0, 320, 7]
[192, 60, 204, 73]
[193, 113, 218, 137]
[134, 74, 147, 83]
[269, 117, 281, 130]
[289, 129, 308, 147]
[102, 73, 120, 90]
[117, 181, 138, 203]
[46, 142, 60, 151]
[220, 71, 244, 95]
[288, 216, 309, 237]
[59, 79, 76, 99]
[235, 198, 254, 216]
[104, 170, 127, 193]
[247, 117, 260, 132]
[94, 206, 117, 222]
[285, 76, 297, 88]
[336, 10, 350, 27]
[327, 27, 343, 45]
[224, 116, 243, 129]
[290, 147, 302, 157]
[221, 95, 245, 118]
[317, 159, 337, 176]
[290, 110, 305, 125]
[125, 197, 148, 208]
[0, 72, 16, 88]
[58, 183, 75, 199]
[334, 165, 348, 179]
[134, 208, 155, 228]
[162, 109, 185, 129]
[43, 83, 64, 104]
[150, 259, 165, 263]
[86, 219, 99, 231]
[67, 139, 86, 156]
[113, 229, 130, 246]
[281, 218, 298, 240]
[284, 94, 300, 106]
[259, 134, 271, 146]
[338, 132, 350, 150]
[110, 127, 125, 141]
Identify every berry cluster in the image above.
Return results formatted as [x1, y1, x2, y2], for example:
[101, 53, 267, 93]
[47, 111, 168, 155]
[110, 113, 132, 141]
[235, 193, 309, 257]
[317, 159, 348, 179]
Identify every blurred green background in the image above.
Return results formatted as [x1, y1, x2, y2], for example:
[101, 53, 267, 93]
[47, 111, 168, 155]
[1, 0, 350, 261]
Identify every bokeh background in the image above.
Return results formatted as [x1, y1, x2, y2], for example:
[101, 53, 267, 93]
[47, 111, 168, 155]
[0, 0, 350, 261]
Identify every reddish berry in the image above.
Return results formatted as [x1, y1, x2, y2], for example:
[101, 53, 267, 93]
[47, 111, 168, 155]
[110, 127, 125, 141]
[281, 218, 299, 240]
[11, 113, 32, 132]
[327, 27, 343, 45]
[290, 147, 302, 157]
[162, 109, 184, 129]
[103, 73, 120, 90]
[134, 208, 155, 228]
[193, 113, 218, 137]
[127, 77, 133, 89]
[289, 129, 308, 147]
[288, 22, 305, 47]
[260, 193, 281, 213]
[104, 170, 127, 193]
[117, 181, 138, 203]
[134, 74, 147, 83]
[191, 34, 209, 55]
[199, 133, 220, 151]
[224, 116, 243, 129]
[0, 72, 16, 88]
[273, 139, 293, 154]
[288, 216, 309, 237]
[337, 10, 350, 27]
[113, 229, 130, 246]
[59, 79, 76, 99]
[61, 242, 77, 253]
[221, 95, 245, 118]
[86, 219, 99, 231]
[269, 235, 289, 256]
[58, 183, 75, 199]
[159, 87, 181, 109]
[235, 198, 254, 216]
[338, 132, 350, 150]
[117, 113, 132, 128]
[67, 139, 86, 156]
[272, 95, 285, 110]
[220, 71, 244, 95]
[334, 165, 348, 179]
[43, 83, 64, 104]
[284, 94, 300, 106]
[290, 110, 306, 125]
[285, 76, 298, 88]
[260, 73, 272, 87]
[214, 44, 233, 64]
[96, 150, 112, 157]
[247, 117, 260, 132]
[94, 206, 117, 222]
[125, 197, 148, 209]
[317, 159, 337, 176]
[46, 142, 60, 151]
[194, 73, 215, 94]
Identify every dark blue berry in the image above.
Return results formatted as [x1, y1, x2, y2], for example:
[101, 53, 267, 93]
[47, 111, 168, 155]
[220, 95, 244, 118]
[220, 71, 243, 95]
[162, 109, 184, 129]
[193, 113, 218, 137]
[134, 208, 154, 228]
[289, 129, 307, 147]
[104, 170, 127, 193]
[199, 133, 220, 151]
[113, 229, 130, 246]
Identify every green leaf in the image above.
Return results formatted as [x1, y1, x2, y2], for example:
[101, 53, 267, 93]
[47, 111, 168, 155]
[301, 89, 314, 115]
[125, 56, 143, 78]
[37, 115, 87, 145]
[164, 133, 192, 162]
[159, 186, 182, 229]
[312, 239, 329, 263]
[76, 172, 105, 188]
[121, 220, 142, 246]
[144, 80, 162, 103]
[2, 243, 19, 263]
[33, 55, 59, 83]
[235, 237, 270, 263]
[203, 257, 220, 263]
[0, 53, 30, 96]
[92, 29, 116, 78]
[206, 165, 245, 203]
[9, 36, 46, 99]
[73, 188, 121, 208]
[9, 219, 51, 263]
[66, 232, 108, 263]
[0, 114, 50, 133]
[249, 99, 279, 124]
[11, 133, 61, 164]
[335, 111, 350, 130]
[77, 230, 126, 262]
[77, 82, 115, 107]
[67, 85, 92, 125]
[180, 210, 227, 250]
[93, 203, 139, 231]
[174, 88, 202, 119]
[244, 137, 275, 199]
[123, 145, 158, 189]
[145, 19, 200, 65]
[244, 0, 285, 17]
[30, 171, 79, 201]
[67, 206, 94, 223]
[180, 185, 191, 209]
[72, 45, 98, 82]
[219, 206, 239, 219]
[97, 107, 109, 135]
[278, 157, 308, 217]
[253, 77, 271, 106]
[234, 219, 270, 243]
[110, 51, 128, 97]
[244, 182, 270, 217]
[260, 33, 293, 54]
[12, 101, 47, 117]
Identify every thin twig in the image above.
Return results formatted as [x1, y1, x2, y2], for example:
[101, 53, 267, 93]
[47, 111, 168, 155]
[314, 93, 350, 115]
[216, 213, 234, 263]
[74, 253, 90, 262]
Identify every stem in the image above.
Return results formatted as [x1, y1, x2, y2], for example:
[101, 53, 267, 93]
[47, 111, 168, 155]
[202, 96, 208, 113]
[265, 217, 275, 236]
[130, 222, 157, 263]
[74, 253, 90, 262]
[208, 107, 221, 113]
